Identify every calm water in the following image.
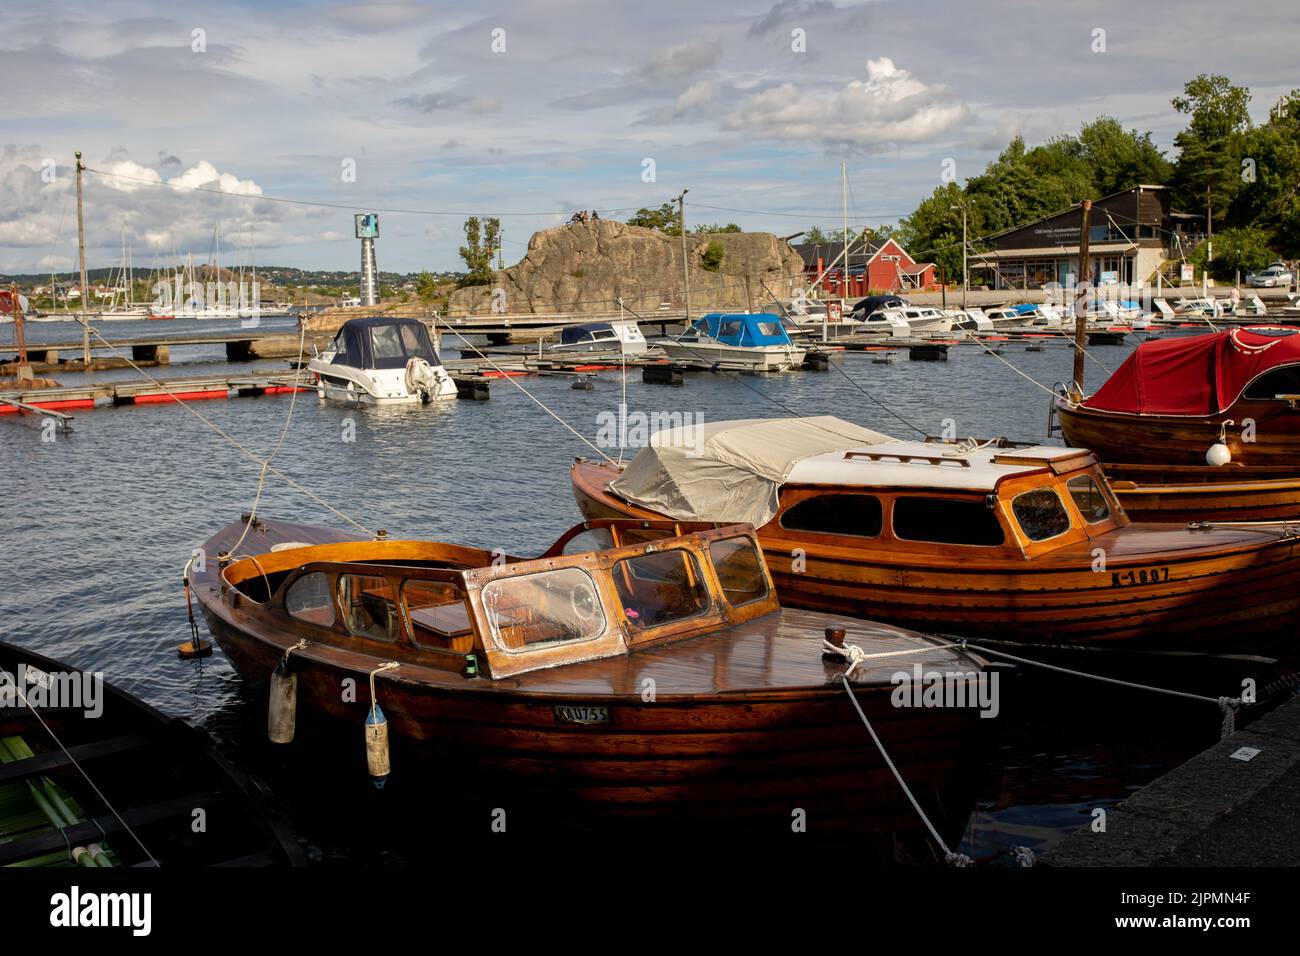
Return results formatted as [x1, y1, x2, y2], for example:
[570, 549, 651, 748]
[0, 321, 1231, 862]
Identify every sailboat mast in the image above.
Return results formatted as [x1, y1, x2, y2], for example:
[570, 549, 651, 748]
[841, 162, 849, 301]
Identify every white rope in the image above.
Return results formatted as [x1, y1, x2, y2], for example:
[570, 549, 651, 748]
[836, 674, 972, 867]
[955, 329, 1059, 397]
[0, 670, 159, 866]
[961, 642, 1244, 738]
[71, 319, 373, 536]
[430, 317, 617, 464]
[821, 637, 962, 675]
[228, 321, 308, 557]
[368, 661, 400, 721]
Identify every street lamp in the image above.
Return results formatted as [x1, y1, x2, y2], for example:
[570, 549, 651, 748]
[950, 202, 968, 307]
[672, 189, 690, 321]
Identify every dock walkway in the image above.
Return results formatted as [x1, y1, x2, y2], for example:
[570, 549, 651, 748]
[1043, 694, 1300, 866]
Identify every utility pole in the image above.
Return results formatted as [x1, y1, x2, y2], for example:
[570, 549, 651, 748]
[75, 151, 91, 365]
[674, 189, 690, 322]
[1073, 198, 1093, 391]
[950, 201, 968, 306]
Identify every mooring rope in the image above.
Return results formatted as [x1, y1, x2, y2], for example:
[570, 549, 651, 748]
[227, 321, 309, 557]
[836, 674, 972, 867]
[70, 318, 374, 536]
[429, 317, 618, 464]
[960, 641, 1244, 738]
[0, 671, 159, 866]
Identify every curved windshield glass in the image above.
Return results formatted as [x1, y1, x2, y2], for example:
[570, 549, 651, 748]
[708, 537, 768, 607]
[481, 567, 606, 651]
[613, 549, 710, 630]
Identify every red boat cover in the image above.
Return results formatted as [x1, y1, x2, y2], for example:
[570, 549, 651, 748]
[1083, 327, 1300, 416]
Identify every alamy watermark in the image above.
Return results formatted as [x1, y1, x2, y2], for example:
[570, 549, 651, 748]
[0, 664, 104, 718]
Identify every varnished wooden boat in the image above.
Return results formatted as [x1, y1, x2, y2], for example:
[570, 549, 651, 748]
[1104, 462, 1300, 523]
[0, 640, 303, 867]
[571, 416, 1300, 652]
[1057, 326, 1300, 465]
[191, 515, 991, 843]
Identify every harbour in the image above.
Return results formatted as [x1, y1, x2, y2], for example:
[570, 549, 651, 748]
[4, 0, 1300, 937]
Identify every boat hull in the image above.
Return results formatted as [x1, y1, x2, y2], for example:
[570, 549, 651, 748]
[1058, 397, 1300, 466]
[201, 607, 982, 841]
[657, 342, 805, 371]
[1105, 463, 1300, 523]
[572, 460, 1300, 652]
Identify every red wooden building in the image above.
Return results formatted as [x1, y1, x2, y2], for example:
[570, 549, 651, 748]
[792, 238, 937, 297]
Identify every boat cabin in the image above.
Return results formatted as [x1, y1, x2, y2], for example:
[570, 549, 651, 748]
[321, 316, 444, 371]
[556, 320, 648, 353]
[217, 521, 779, 679]
[682, 312, 796, 348]
[771, 438, 1124, 560]
[601, 417, 1124, 562]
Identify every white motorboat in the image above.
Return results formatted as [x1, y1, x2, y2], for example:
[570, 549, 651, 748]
[551, 319, 649, 355]
[658, 312, 806, 371]
[867, 306, 954, 335]
[308, 316, 458, 405]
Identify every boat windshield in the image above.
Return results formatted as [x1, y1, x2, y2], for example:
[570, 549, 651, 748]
[613, 549, 711, 630]
[1012, 488, 1072, 542]
[371, 323, 438, 369]
[481, 567, 606, 650]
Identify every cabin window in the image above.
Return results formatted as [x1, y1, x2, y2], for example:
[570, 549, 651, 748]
[285, 572, 336, 628]
[338, 573, 399, 642]
[1244, 365, 1300, 399]
[755, 322, 782, 337]
[781, 493, 883, 537]
[1066, 475, 1111, 524]
[708, 537, 768, 607]
[613, 549, 711, 630]
[719, 320, 743, 338]
[481, 568, 606, 651]
[1011, 489, 1072, 542]
[403, 580, 473, 649]
[892, 497, 1005, 546]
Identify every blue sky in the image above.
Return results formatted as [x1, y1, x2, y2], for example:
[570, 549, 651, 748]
[1, 0, 1296, 275]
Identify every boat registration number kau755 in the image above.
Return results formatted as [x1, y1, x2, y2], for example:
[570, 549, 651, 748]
[1111, 567, 1170, 586]
[553, 704, 611, 725]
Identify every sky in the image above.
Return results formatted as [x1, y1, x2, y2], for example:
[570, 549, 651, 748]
[1, 0, 1296, 276]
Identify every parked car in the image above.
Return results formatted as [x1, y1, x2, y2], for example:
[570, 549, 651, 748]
[1248, 265, 1293, 288]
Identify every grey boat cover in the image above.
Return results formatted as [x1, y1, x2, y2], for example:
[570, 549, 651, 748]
[608, 416, 894, 526]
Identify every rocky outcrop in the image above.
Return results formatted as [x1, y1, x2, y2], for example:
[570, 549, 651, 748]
[447, 220, 804, 315]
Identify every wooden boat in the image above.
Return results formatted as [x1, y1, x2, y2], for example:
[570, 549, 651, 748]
[570, 416, 1300, 652]
[1104, 462, 1300, 523]
[1057, 326, 1300, 465]
[0, 640, 303, 867]
[191, 515, 990, 842]
[1056, 326, 1300, 521]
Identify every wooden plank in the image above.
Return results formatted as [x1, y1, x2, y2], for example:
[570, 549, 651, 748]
[0, 733, 152, 785]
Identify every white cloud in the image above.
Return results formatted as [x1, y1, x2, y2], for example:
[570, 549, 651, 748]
[675, 80, 718, 115]
[727, 58, 967, 149]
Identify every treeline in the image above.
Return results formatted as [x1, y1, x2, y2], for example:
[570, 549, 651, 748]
[834, 74, 1299, 283]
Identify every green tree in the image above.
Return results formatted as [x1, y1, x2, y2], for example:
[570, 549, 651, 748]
[458, 217, 501, 287]
[415, 270, 440, 302]
[1192, 225, 1276, 280]
[626, 202, 681, 235]
[895, 182, 968, 283]
[1237, 90, 1300, 256]
[1171, 74, 1252, 227]
[1078, 117, 1173, 195]
[696, 222, 742, 233]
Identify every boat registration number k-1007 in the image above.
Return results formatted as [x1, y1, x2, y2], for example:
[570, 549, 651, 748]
[1111, 567, 1170, 586]
[553, 704, 611, 725]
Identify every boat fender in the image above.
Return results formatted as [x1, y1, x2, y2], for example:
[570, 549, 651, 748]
[1206, 442, 1232, 466]
[268, 639, 308, 744]
[268, 658, 298, 744]
[365, 662, 400, 788]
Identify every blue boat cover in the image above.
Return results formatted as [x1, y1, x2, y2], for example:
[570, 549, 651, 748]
[692, 313, 793, 347]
